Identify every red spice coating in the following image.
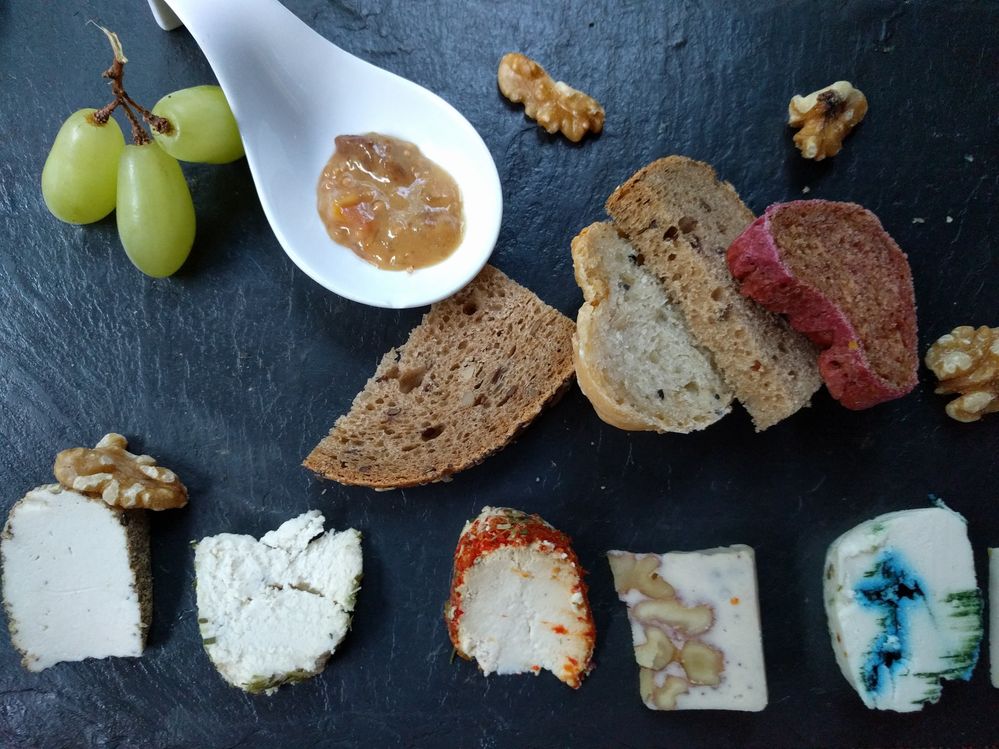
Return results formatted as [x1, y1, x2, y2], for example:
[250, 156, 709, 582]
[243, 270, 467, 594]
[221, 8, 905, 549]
[727, 200, 918, 409]
[444, 507, 595, 688]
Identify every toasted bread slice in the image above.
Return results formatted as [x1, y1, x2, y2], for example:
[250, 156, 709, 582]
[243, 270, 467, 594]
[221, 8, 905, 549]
[606, 156, 821, 430]
[304, 265, 575, 489]
[572, 222, 733, 432]
[727, 200, 918, 409]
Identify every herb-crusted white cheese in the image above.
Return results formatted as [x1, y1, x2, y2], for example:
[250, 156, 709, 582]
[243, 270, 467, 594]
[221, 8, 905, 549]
[824, 506, 983, 711]
[194, 511, 362, 694]
[1, 484, 151, 672]
[608, 545, 767, 711]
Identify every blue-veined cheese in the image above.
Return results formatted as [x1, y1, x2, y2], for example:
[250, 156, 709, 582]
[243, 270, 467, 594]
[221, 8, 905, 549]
[990, 548, 998, 688]
[607, 545, 767, 711]
[195, 511, 362, 694]
[824, 506, 982, 711]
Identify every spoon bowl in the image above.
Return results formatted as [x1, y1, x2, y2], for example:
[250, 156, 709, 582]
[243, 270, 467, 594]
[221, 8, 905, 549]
[149, 0, 502, 308]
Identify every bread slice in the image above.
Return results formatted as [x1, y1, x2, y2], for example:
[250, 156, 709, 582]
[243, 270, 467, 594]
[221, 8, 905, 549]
[572, 222, 733, 432]
[727, 200, 918, 409]
[605, 156, 821, 430]
[304, 265, 575, 488]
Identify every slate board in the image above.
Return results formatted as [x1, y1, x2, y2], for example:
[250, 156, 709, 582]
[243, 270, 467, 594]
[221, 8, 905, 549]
[1, 1, 997, 747]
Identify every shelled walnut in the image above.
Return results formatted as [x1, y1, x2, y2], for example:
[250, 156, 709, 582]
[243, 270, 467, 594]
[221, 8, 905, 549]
[54, 433, 188, 510]
[925, 325, 999, 422]
[788, 81, 868, 160]
[497, 52, 604, 142]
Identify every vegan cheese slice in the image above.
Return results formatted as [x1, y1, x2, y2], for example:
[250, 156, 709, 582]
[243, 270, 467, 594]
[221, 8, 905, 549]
[1, 484, 151, 671]
[824, 506, 982, 711]
[607, 545, 767, 711]
[445, 506, 595, 688]
[989, 547, 998, 689]
[195, 510, 362, 694]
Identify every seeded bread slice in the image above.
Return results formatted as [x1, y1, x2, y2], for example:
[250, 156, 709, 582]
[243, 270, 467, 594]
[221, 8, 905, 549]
[727, 200, 918, 409]
[606, 156, 821, 430]
[572, 222, 733, 432]
[304, 265, 575, 488]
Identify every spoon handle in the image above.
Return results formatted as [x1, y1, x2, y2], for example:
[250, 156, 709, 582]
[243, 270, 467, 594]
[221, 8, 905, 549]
[147, 0, 349, 130]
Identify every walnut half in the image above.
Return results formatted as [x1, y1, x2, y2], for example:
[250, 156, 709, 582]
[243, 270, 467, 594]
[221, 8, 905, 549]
[497, 52, 604, 143]
[925, 325, 999, 422]
[788, 81, 868, 160]
[54, 433, 188, 510]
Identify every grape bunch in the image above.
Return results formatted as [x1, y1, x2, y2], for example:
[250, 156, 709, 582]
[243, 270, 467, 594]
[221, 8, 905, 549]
[41, 27, 244, 278]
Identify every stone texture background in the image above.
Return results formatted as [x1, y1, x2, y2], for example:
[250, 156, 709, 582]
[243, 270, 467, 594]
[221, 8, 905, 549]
[0, 1, 996, 746]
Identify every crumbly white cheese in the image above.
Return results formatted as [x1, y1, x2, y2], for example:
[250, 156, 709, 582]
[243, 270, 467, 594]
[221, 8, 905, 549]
[824, 506, 982, 711]
[610, 545, 767, 711]
[990, 548, 998, 688]
[1, 484, 147, 671]
[456, 543, 590, 683]
[194, 510, 362, 694]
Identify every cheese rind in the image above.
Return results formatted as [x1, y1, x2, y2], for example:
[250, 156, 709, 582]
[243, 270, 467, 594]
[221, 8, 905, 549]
[608, 545, 767, 711]
[1, 484, 151, 671]
[824, 506, 982, 711]
[194, 510, 362, 694]
[990, 548, 998, 689]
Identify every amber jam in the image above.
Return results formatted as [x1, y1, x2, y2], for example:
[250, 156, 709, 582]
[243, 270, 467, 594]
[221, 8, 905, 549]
[317, 133, 464, 271]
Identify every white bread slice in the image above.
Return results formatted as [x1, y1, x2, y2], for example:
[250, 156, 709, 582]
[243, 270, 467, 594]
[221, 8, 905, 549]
[606, 156, 821, 430]
[572, 222, 733, 432]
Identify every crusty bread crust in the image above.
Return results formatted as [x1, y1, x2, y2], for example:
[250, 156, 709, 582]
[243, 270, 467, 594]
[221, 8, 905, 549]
[727, 201, 918, 409]
[304, 266, 575, 489]
[606, 156, 821, 430]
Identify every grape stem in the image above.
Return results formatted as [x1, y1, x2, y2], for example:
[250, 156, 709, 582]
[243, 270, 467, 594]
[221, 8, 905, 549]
[94, 26, 175, 144]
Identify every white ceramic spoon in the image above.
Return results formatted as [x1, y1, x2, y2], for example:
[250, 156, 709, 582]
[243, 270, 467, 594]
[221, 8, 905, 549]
[148, 0, 502, 309]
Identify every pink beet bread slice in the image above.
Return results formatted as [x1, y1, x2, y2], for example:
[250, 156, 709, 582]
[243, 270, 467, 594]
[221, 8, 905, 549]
[726, 200, 918, 409]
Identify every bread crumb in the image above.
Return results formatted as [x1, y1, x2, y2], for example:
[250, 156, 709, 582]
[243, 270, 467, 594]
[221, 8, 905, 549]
[912, 217, 925, 224]
[964, 154, 974, 163]
[946, 216, 954, 224]
[801, 186, 811, 194]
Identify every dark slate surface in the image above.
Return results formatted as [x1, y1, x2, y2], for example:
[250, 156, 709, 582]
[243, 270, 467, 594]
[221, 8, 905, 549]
[1, 1, 997, 747]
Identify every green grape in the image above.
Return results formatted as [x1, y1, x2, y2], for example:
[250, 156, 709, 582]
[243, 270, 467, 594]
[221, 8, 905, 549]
[152, 85, 244, 164]
[41, 108, 125, 224]
[116, 142, 196, 278]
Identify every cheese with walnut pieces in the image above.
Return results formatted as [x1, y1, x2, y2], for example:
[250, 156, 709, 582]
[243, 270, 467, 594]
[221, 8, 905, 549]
[445, 507, 595, 688]
[824, 506, 982, 711]
[1, 484, 151, 671]
[608, 545, 767, 711]
[194, 511, 362, 694]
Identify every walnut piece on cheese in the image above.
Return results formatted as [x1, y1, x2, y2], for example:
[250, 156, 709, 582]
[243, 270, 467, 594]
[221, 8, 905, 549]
[925, 325, 999, 422]
[497, 52, 605, 142]
[53, 433, 187, 510]
[1, 484, 151, 672]
[788, 81, 868, 160]
[195, 511, 362, 694]
[608, 546, 767, 711]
